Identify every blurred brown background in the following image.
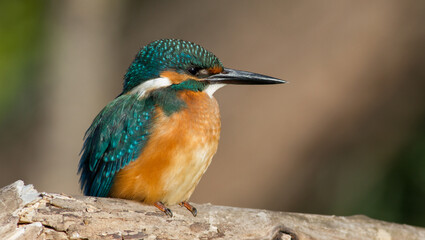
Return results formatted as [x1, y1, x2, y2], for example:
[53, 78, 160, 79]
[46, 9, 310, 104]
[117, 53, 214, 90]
[1, 0, 424, 227]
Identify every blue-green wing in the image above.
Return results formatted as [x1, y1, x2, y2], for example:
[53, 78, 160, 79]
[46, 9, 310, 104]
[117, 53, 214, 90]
[78, 94, 155, 197]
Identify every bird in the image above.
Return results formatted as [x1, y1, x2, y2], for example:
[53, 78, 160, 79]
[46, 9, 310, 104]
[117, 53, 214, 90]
[78, 39, 285, 217]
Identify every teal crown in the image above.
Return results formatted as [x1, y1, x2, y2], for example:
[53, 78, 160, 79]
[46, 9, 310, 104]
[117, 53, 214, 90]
[123, 39, 223, 93]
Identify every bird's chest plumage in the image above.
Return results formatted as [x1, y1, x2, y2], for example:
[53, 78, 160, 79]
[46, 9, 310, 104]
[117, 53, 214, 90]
[109, 91, 220, 205]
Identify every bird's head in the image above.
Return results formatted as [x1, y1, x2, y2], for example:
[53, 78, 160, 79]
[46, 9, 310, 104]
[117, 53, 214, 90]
[123, 39, 285, 97]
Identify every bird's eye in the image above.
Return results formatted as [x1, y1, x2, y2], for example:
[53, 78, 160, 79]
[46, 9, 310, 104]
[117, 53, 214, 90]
[187, 67, 210, 78]
[187, 67, 200, 76]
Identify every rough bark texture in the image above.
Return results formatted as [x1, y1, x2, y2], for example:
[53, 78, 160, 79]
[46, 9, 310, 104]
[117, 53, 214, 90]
[1, 181, 424, 240]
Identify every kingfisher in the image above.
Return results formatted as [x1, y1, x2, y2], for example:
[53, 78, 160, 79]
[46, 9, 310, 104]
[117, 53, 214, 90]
[78, 39, 285, 217]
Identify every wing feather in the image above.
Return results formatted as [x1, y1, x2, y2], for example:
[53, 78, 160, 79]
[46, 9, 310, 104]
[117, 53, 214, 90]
[78, 94, 155, 197]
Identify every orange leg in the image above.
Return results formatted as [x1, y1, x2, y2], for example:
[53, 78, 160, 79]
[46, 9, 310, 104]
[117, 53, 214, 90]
[154, 201, 173, 217]
[179, 201, 197, 217]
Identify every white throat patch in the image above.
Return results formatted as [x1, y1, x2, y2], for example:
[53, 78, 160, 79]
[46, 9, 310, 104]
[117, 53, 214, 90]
[130, 77, 172, 98]
[205, 84, 226, 97]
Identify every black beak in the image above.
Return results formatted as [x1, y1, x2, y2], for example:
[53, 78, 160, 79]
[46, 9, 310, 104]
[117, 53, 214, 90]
[206, 68, 286, 85]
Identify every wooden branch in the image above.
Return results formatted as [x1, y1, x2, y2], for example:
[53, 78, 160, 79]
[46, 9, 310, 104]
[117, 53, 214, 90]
[1, 181, 424, 240]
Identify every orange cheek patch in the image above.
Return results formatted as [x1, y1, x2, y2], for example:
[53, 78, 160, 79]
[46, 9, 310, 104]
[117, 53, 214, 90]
[160, 70, 199, 84]
[208, 66, 223, 74]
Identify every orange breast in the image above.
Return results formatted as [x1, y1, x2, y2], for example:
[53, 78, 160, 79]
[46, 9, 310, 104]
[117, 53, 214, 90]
[109, 90, 221, 205]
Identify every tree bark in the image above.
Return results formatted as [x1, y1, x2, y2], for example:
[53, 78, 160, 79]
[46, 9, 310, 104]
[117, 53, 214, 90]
[1, 181, 424, 240]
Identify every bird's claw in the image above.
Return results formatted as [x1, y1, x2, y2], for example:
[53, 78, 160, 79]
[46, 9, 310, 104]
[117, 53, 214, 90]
[154, 201, 173, 217]
[180, 201, 197, 217]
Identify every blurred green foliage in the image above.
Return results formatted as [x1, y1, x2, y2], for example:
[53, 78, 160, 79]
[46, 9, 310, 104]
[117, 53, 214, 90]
[0, 0, 46, 120]
[351, 119, 425, 227]
[326, 117, 425, 227]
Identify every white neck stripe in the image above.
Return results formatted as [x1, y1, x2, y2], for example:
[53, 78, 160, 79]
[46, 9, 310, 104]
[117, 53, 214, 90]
[129, 77, 172, 98]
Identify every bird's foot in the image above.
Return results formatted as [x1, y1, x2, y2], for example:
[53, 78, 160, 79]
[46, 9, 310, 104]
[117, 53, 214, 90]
[179, 201, 197, 217]
[154, 201, 173, 217]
